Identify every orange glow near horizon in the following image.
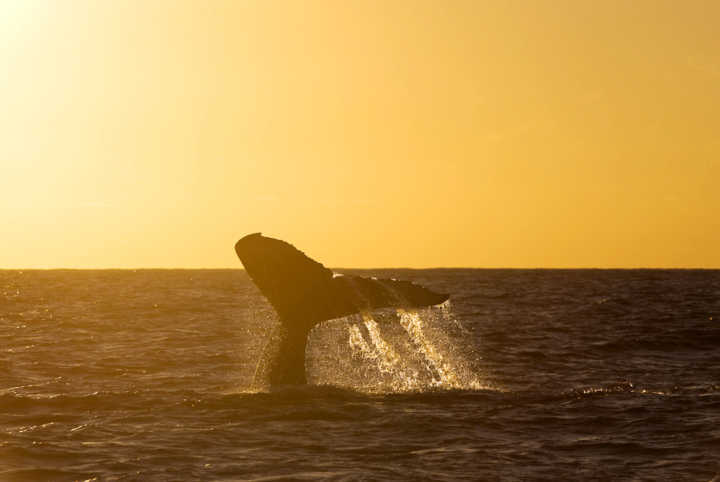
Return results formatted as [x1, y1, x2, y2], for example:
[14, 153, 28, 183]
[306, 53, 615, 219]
[1, 0, 719, 268]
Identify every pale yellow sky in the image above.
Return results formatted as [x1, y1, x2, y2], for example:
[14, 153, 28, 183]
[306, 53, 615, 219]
[1, 0, 719, 268]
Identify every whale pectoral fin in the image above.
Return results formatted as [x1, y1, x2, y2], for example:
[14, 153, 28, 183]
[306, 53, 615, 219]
[236, 233, 336, 321]
[236, 233, 450, 326]
[331, 275, 449, 314]
[235, 234, 451, 386]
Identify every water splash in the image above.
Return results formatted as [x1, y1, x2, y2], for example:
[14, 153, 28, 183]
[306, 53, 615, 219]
[347, 318, 401, 374]
[345, 315, 422, 392]
[398, 309, 461, 388]
[308, 302, 486, 393]
[362, 316, 402, 372]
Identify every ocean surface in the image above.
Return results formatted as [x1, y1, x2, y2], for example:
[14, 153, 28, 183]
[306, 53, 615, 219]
[1, 269, 719, 481]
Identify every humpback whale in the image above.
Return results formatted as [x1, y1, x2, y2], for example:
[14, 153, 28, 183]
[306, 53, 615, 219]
[235, 233, 449, 385]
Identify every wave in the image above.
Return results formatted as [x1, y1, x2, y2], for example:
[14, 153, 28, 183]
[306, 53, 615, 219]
[591, 328, 720, 352]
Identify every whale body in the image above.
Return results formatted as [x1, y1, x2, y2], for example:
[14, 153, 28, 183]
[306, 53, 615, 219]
[235, 233, 449, 385]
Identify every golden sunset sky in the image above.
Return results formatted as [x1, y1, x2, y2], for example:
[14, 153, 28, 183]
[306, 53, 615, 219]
[1, 0, 718, 268]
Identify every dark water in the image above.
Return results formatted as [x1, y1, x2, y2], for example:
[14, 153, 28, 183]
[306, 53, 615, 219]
[1, 269, 719, 481]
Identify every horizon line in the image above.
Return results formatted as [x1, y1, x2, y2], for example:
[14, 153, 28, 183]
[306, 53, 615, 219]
[1, 266, 719, 271]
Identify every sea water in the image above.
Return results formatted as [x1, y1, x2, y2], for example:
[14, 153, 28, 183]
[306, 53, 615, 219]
[1, 269, 719, 480]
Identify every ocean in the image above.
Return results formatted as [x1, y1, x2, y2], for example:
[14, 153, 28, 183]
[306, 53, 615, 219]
[1, 269, 718, 481]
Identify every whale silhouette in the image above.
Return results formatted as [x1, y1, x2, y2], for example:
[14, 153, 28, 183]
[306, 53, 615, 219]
[235, 233, 450, 385]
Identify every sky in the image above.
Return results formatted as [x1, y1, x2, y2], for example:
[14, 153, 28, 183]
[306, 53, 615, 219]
[1, 0, 719, 268]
